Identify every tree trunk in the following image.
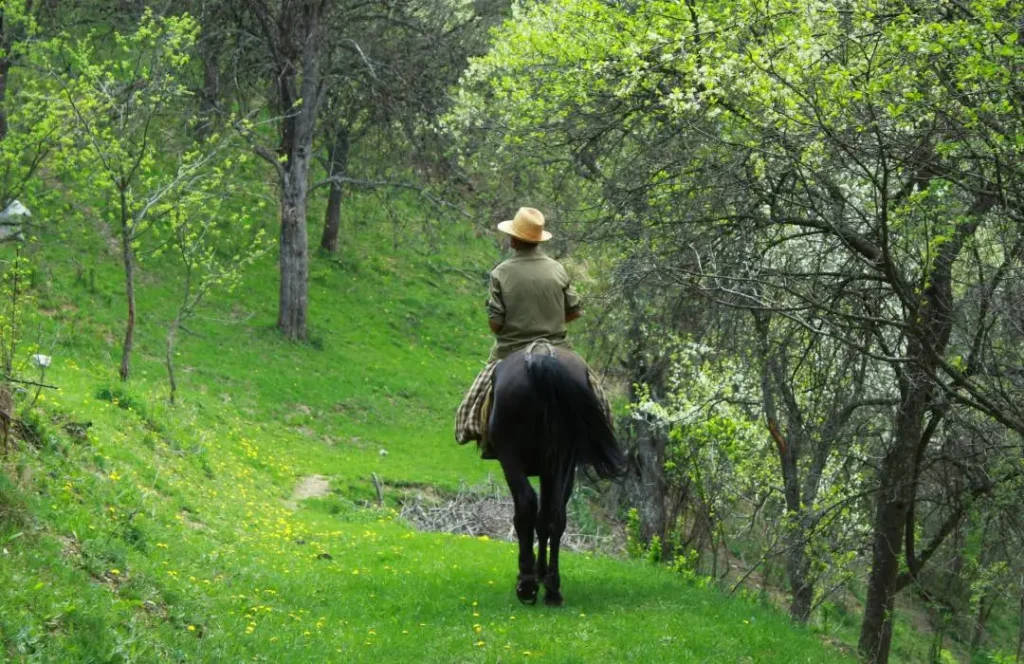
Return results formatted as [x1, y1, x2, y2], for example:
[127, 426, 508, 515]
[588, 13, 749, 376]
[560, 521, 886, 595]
[775, 417, 815, 624]
[194, 31, 221, 141]
[0, 57, 10, 142]
[623, 291, 669, 553]
[1016, 590, 1023, 663]
[857, 207, 979, 663]
[970, 590, 994, 651]
[0, 4, 10, 143]
[273, 0, 322, 341]
[857, 369, 929, 663]
[757, 314, 816, 624]
[119, 210, 136, 382]
[319, 124, 349, 252]
[278, 169, 309, 339]
[787, 533, 814, 623]
[165, 313, 180, 404]
[631, 416, 668, 548]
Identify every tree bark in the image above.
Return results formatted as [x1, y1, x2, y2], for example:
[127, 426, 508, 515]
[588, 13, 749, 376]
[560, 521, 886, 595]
[0, 4, 11, 143]
[194, 28, 222, 141]
[118, 204, 136, 382]
[857, 203, 984, 663]
[1016, 590, 1023, 663]
[165, 313, 180, 404]
[858, 360, 930, 663]
[970, 590, 994, 651]
[278, 169, 309, 339]
[319, 123, 349, 252]
[757, 313, 816, 624]
[0, 56, 10, 142]
[786, 511, 814, 623]
[271, 0, 323, 340]
[631, 415, 668, 548]
[622, 287, 670, 554]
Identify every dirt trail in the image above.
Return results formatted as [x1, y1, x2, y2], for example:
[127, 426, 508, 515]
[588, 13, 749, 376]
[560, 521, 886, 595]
[287, 474, 330, 509]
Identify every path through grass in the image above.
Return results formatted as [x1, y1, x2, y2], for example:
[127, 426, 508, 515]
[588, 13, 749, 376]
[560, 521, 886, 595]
[0, 194, 852, 662]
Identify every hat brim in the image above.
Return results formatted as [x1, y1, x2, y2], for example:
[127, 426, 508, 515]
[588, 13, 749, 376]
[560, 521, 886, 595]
[497, 219, 552, 242]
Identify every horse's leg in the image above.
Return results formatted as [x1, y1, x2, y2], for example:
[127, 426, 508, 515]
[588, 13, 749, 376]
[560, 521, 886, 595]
[535, 472, 553, 585]
[543, 467, 575, 607]
[501, 461, 538, 604]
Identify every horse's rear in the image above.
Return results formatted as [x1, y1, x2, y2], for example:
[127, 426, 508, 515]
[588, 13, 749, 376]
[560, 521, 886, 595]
[489, 342, 624, 605]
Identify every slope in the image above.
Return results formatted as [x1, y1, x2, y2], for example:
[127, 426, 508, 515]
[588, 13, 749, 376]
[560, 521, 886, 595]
[0, 191, 852, 662]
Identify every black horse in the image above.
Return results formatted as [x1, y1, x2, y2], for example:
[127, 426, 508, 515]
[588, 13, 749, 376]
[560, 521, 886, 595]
[488, 341, 625, 606]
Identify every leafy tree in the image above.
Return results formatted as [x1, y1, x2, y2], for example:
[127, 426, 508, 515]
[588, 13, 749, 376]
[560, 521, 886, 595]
[450, 2, 1024, 661]
[313, 0, 504, 253]
[47, 11, 241, 380]
[159, 146, 268, 403]
[0, 0, 65, 206]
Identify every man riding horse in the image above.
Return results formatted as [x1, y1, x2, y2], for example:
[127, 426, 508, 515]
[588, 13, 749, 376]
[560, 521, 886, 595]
[455, 207, 608, 458]
[455, 207, 623, 606]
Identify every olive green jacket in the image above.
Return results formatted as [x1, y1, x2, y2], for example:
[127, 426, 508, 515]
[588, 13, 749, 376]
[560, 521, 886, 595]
[486, 246, 581, 361]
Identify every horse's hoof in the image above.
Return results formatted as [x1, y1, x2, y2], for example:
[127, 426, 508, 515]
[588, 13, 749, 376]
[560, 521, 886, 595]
[544, 590, 564, 607]
[516, 576, 539, 605]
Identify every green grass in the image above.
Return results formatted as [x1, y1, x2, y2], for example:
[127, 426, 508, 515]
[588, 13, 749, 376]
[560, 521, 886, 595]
[0, 191, 852, 662]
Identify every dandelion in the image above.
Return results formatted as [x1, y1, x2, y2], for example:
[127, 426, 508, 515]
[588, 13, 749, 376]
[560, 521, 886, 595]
[187, 625, 196, 632]
[475, 640, 485, 647]
[110, 569, 120, 576]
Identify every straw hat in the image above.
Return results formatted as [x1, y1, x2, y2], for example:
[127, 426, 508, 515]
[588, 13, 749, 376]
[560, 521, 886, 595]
[497, 207, 552, 243]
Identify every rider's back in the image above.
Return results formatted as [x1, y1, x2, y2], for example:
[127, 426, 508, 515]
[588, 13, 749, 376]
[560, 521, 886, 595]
[487, 246, 579, 361]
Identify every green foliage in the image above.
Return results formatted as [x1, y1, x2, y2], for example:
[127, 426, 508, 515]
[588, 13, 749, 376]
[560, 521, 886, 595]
[0, 470, 26, 529]
[449, 1, 1024, 658]
[39, 10, 270, 381]
[625, 507, 644, 559]
[44, 10, 201, 209]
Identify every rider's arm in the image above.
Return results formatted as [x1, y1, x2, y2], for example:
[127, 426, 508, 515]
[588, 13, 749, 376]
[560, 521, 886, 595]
[486, 272, 505, 336]
[564, 276, 582, 324]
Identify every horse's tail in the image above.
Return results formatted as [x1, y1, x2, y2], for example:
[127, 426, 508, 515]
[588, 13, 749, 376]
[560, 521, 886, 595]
[525, 353, 625, 480]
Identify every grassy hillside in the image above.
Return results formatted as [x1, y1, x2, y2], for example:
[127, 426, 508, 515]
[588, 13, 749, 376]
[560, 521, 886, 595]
[0, 191, 853, 662]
